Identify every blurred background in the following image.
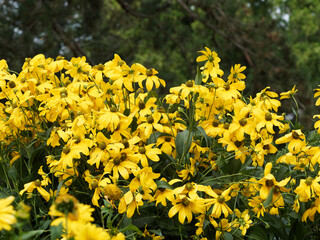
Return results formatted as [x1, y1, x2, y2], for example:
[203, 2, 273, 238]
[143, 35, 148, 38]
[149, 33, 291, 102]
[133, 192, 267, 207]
[1, 0, 319, 129]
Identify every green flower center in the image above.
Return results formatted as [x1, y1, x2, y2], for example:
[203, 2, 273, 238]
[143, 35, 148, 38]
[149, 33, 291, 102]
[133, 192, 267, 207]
[239, 118, 247, 126]
[186, 80, 194, 87]
[217, 195, 225, 203]
[305, 177, 313, 186]
[212, 119, 220, 127]
[266, 179, 274, 187]
[182, 197, 190, 206]
[139, 146, 146, 154]
[265, 113, 272, 121]
[292, 131, 300, 139]
[98, 141, 106, 150]
[113, 157, 121, 166]
[146, 68, 153, 76]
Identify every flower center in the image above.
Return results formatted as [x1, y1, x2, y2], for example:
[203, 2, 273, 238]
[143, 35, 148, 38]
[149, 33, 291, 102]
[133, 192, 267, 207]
[120, 153, 127, 161]
[34, 179, 41, 187]
[265, 113, 272, 121]
[165, 136, 171, 142]
[292, 131, 300, 139]
[63, 146, 71, 154]
[217, 195, 225, 203]
[263, 144, 270, 150]
[146, 68, 153, 76]
[185, 183, 193, 191]
[113, 157, 121, 166]
[98, 141, 106, 150]
[186, 80, 194, 87]
[182, 197, 190, 206]
[234, 141, 243, 148]
[147, 116, 154, 124]
[138, 101, 145, 110]
[305, 177, 313, 186]
[122, 139, 129, 148]
[139, 146, 146, 154]
[212, 119, 220, 127]
[239, 118, 247, 126]
[110, 106, 117, 112]
[265, 179, 274, 187]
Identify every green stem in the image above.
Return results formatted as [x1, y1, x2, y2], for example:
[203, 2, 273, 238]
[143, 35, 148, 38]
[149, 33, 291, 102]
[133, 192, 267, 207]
[292, 96, 299, 125]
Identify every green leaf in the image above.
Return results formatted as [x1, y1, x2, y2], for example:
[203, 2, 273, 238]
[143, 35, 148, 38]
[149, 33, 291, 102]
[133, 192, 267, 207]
[21, 230, 44, 240]
[147, 131, 162, 144]
[175, 129, 193, 158]
[156, 180, 173, 190]
[50, 223, 63, 240]
[291, 106, 297, 117]
[120, 224, 142, 234]
[216, 154, 226, 169]
[194, 126, 209, 146]
[8, 165, 18, 182]
[222, 158, 241, 174]
[147, 90, 158, 99]
[263, 187, 274, 207]
[55, 175, 74, 197]
[248, 225, 268, 240]
[133, 215, 157, 228]
[223, 232, 233, 240]
[195, 65, 202, 85]
[173, 119, 187, 126]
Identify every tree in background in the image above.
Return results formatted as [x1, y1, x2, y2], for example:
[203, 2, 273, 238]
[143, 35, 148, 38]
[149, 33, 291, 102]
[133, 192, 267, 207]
[0, 0, 318, 127]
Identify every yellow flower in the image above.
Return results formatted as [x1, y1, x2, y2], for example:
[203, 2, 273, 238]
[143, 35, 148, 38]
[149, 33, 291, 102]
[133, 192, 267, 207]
[154, 187, 174, 207]
[73, 222, 111, 240]
[255, 87, 281, 111]
[104, 184, 123, 206]
[118, 190, 144, 218]
[248, 196, 265, 218]
[253, 137, 278, 166]
[275, 129, 305, 154]
[209, 218, 231, 240]
[104, 146, 139, 180]
[20, 179, 51, 202]
[88, 132, 111, 168]
[294, 176, 320, 201]
[227, 64, 246, 83]
[168, 195, 204, 224]
[134, 64, 165, 91]
[136, 143, 162, 168]
[90, 63, 108, 84]
[97, 106, 126, 132]
[229, 103, 254, 141]
[204, 187, 233, 218]
[0, 196, 16, 231]
[232, 209, 253, 236]
[254, 110, 284, 134]
[49, 194, 94, 237]
[196, 47, 221, 81]
[258, 162, 290, 207]
[302, 197, 320, 222]
[137, 112, 164, 139]
[314, 85, 320, 106]
[280, 85, 297, 100]
[65, 56, 91, 82]
[110, 232, 126, 240]
[156, 134, 175, 156]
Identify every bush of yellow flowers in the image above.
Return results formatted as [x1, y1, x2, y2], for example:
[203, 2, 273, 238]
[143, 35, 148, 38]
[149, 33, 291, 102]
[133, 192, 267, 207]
[1, 47, 320, 239]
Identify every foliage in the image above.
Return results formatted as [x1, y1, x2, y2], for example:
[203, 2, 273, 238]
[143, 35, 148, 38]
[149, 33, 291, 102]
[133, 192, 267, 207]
[1, 47, 320, 239]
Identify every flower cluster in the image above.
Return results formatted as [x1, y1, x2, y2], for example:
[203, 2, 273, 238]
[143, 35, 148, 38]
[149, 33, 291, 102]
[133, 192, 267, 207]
[1, 48, 320, 239]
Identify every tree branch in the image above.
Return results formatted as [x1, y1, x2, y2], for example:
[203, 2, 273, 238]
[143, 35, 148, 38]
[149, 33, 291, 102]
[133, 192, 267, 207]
[176, 0, 253, 66]
[115, 0, 151, 18]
